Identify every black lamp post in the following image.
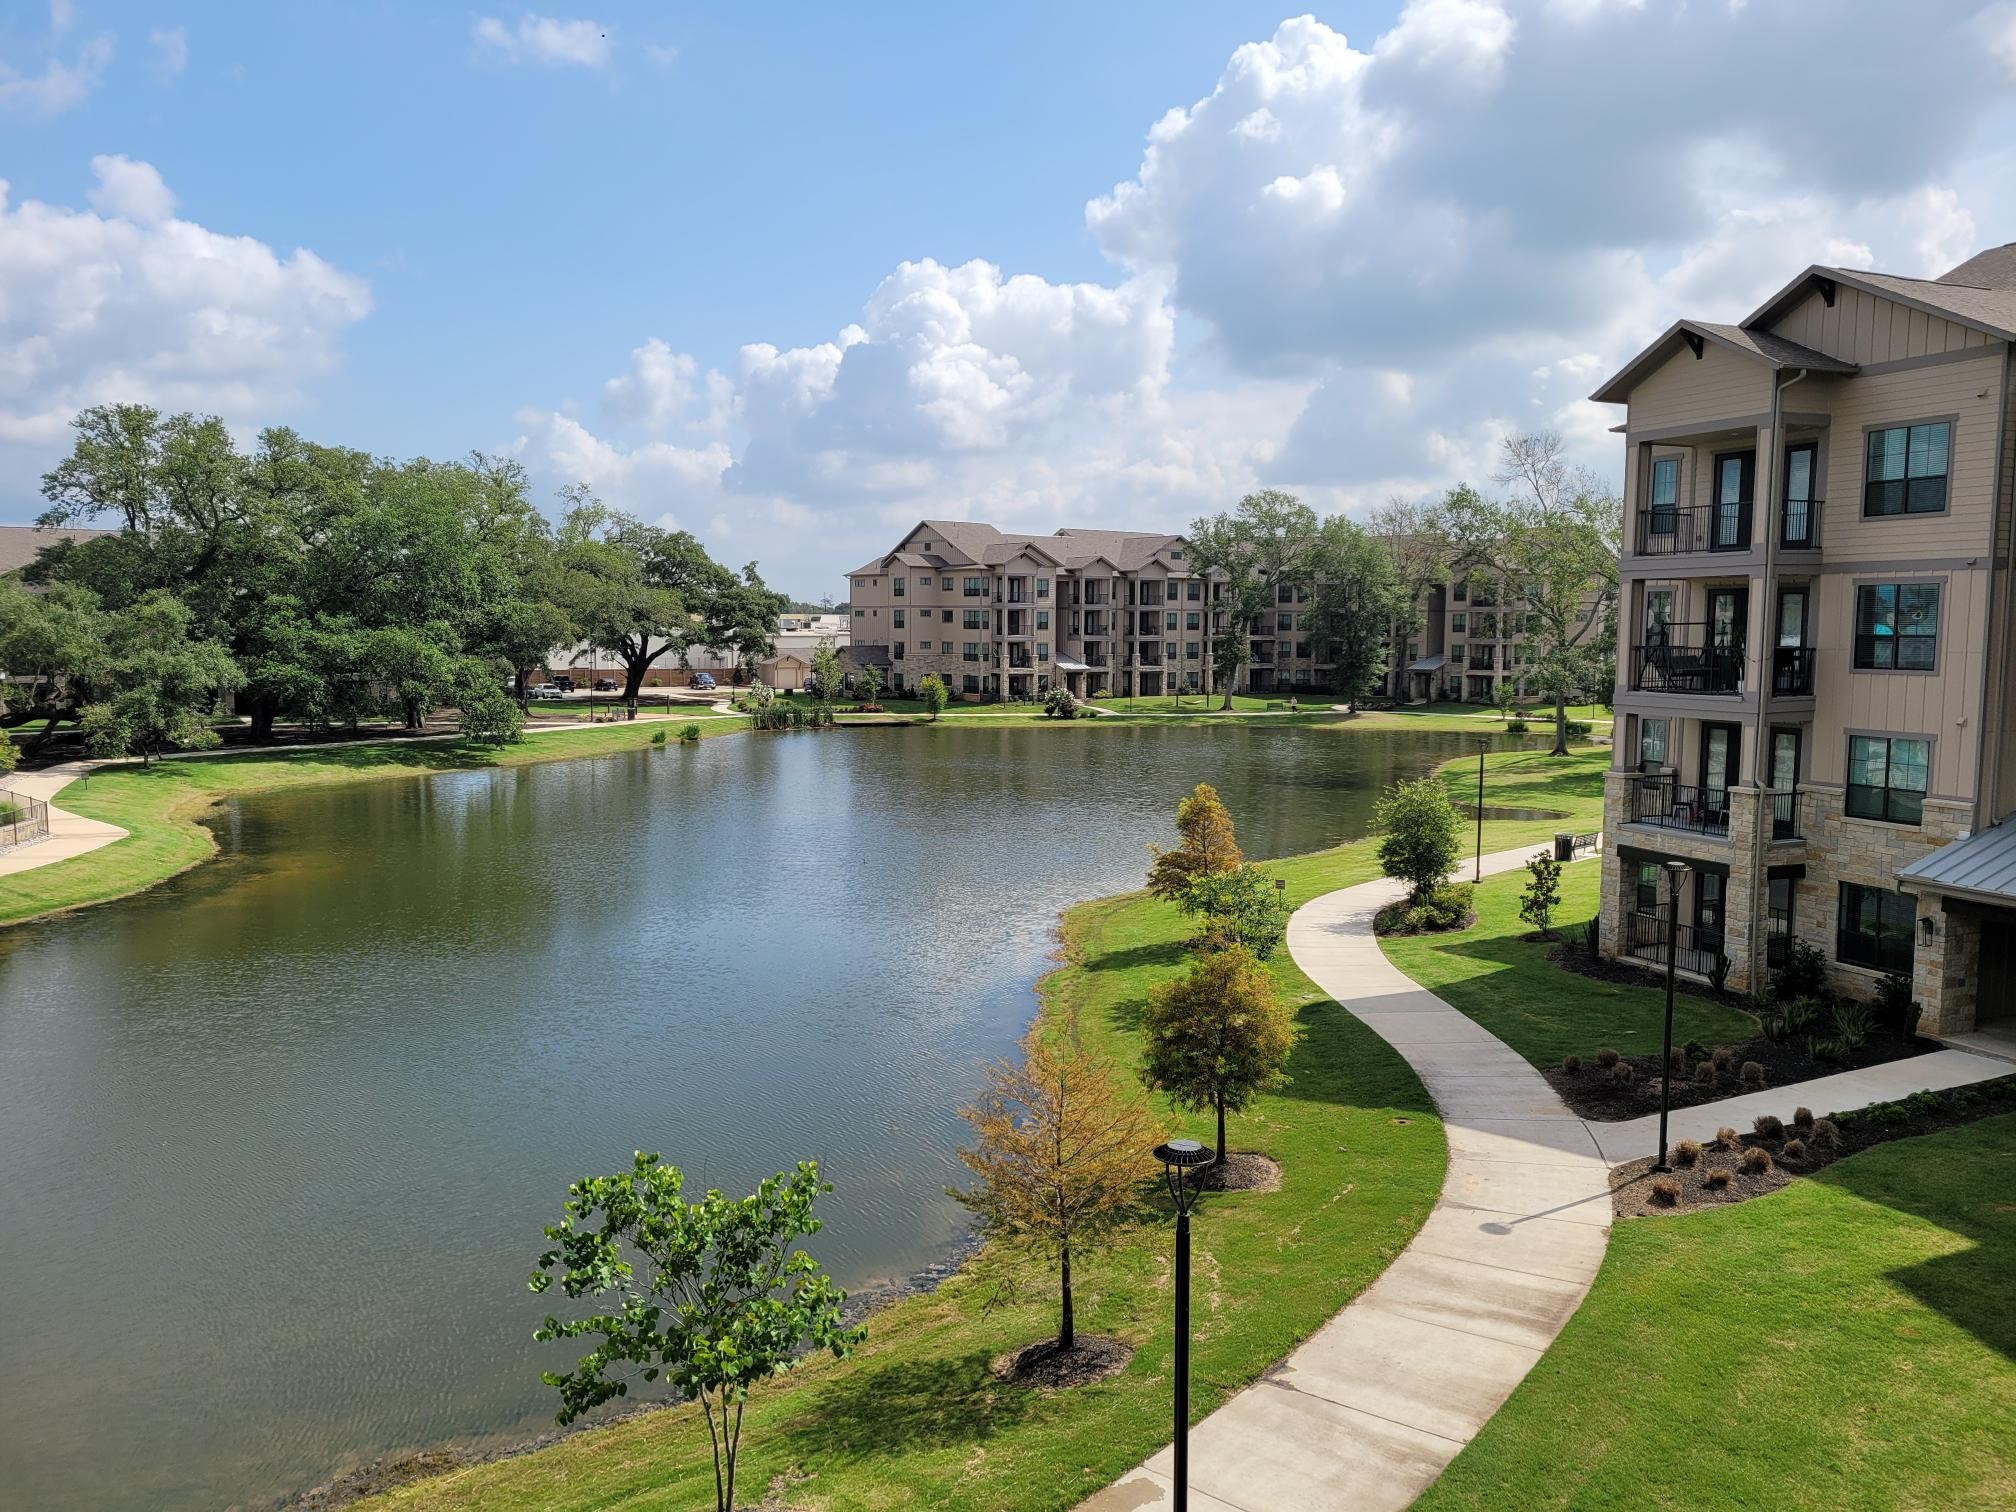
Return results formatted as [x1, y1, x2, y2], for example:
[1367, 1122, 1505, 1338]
[1655, 859, 1690, 1171]
[1473, 737, 1489, 882]
[1155, 1136, 1215, 1511]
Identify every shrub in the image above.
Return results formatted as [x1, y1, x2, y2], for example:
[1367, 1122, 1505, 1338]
[1693, 1060, 1717, 1085]
[1792, 1106, 1814, 1128]
[1683, 1039, 1709, 1061]
[1713, 1126, 1740, 1150]
[1373, 777, 1464, 903]
[1612, 1062, 1636, 1086]
[1811, 1117, 1841, 1148]
[651, 728, 669, 745]
[1562, 1054, 1582, 1073]
[1782, 1138, 1808, 1162]
[1674, 1139, 1702, 1167]
[1808, 1036, 1847, 1063]
[1042, 687, 1078, 720]
[1741, 1146, 1774, 1175]
[1704, 1167, 1733, 1190]
[1830, 997, 1875, 1053]
[1875, 973, 1921, 1041]
[1762, 1013, 1790, 1045]
[1668, 1046, 1689, 1072]
[1770, 938, 1828, 1003]
[1373, 885, 1475, 936]
[1595, 1048, 1620, 1069]
[1780, 996, 1820, 1035]
[1562, 719, 1592, 738]
[1708, 952, 1732, 995]
[1505, 718, 1528, 733]
[1740, 1061, 1766, 1089]
[1578, 917, 1601, 955]
[1753, 1114, 1784, 1140]
[1650, 1177, 1680, 1206]
[1711, 1046, 1736, 1072]
[678, 723, 701, 743]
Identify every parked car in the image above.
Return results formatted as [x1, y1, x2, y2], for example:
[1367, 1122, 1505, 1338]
[593, 677, 617, 692]
[552, 675, 576, 692]
[691, 672, 717, 690]
[528, 682, 559, 697]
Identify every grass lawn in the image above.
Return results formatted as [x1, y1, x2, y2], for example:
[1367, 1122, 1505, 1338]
[1419, 1112, 2016, 1512]
[1379, 864, 1757, 1068]
[367, 747, 1609, 1511]
[0, 720, 743, 929]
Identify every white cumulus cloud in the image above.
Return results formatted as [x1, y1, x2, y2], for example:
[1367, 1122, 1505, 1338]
[472, 14, 611, 68]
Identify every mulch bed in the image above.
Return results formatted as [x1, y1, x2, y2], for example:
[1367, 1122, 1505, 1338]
[1611, 1074, 2016, 1218]
[1550, 940, 1734, 1003]
[1194, 1151, 1282, 1192]
[992, 1334, 1133, 1389]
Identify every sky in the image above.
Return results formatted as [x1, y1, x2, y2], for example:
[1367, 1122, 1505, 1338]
[4, 1, 2016, 601]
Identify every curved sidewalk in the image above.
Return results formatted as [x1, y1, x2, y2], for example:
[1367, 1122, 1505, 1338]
[1083, 846, 1611, 1512]
[0, 762, 127, 878]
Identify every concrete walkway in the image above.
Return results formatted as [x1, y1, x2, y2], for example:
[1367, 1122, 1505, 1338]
[1083, 845, 1612, 1512]
[0, 762, 126, 878]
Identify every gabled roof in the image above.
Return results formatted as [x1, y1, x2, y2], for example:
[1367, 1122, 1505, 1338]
[1590, 319, 1855, 405]
[0, 524, 115, 575]
[1743, 262, 2016, 344]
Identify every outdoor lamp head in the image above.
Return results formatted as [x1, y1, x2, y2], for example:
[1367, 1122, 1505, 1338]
[1155, 1137, 1215, 1214]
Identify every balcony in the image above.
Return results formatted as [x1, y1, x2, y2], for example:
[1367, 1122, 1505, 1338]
[1631, 626, 1743, 694]
[1628, 778, 1730, 837]
[1634, 503, 1749, 556]
[1625, 911, 1725, 976]
[1007, 649, 1032, 669]
[1771, 646, 1815, 696]
[1771, 788, 1802, 840]
[1084, 651, 1109, 668]
[1780, 498, 1823, 550]
[1138, 649, 1164, 667]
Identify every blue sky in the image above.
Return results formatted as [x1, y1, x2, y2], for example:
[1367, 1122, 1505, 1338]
[5, 1, 2016, 597]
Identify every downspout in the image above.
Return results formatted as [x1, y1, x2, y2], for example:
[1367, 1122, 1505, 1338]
[1748, 367, 1806, 992]
[1975, 342, 2013, 832]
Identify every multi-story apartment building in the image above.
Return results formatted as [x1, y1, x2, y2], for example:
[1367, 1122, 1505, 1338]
[1592, 243, 2016, 1044]
[845, 520, 1334, 699]
[1380, 577, 1608, 705]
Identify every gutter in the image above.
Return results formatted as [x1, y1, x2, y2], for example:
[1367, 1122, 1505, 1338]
[1976, 342, 2013, 830]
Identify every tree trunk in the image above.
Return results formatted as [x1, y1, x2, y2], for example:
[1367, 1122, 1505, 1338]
[24, 712, 66, 757]
[1216, 1093, 1228, 1169]
[623, 659, 647, 701]
[1552, 688, 1568, 757]
[404, 698, 423, 730]
[1058, 1243, 1074, 1351]
[249, 696, 278, 743]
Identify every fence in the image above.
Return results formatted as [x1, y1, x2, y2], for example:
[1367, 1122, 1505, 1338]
[0, 789, 50, 851]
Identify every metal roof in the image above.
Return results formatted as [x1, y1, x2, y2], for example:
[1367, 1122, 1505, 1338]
[1897, 822, 2016, 905]
[1406, 653, 1446, 672]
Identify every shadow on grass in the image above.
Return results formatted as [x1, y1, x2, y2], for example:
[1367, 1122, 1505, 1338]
[1272, 997, 1438, 1117]
[796, 1348, 1047, 1462]
[1814, 1114, 2016, 1363]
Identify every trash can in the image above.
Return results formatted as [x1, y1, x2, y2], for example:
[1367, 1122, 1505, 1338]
[1554, 832, 1574, 862]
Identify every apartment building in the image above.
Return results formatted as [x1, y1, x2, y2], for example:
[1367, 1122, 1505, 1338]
[1592, 243, 2016, 1044]
[844, 520, 1333, 699]
[1380, 578, 1607, 705]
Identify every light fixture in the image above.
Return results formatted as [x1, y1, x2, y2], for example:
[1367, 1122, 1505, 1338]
[1921, 915, 1936, 946]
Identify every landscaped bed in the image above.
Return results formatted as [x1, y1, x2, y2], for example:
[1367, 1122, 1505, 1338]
[1545, 1026, 1932, 1122]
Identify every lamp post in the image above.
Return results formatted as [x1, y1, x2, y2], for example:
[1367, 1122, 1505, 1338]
[1655, 859, 1690, 1171]
[1473, 737, 1489, 882]
[1155, 1136, 1215, 1512]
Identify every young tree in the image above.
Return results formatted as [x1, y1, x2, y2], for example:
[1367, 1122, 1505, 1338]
[853, 661, 882, 706]
[529, 1154, 862, 1512]
[1519, 851, 1564, 939]
[1373, 776, 1463, 903]
[1494, 681, 1517, 722]
[1140, 943, 1294, 1169]
[809, 639, 844, 704]
[1304, 515, 1409, 709]
[954, 1022, 1160, 1352]
[1146, 781, 1244, 900]
[1189, 489, 1323, 709]
[1179, 865, 1292, 959]
[79, 591, 244, 764]
[918, 672, 949, 721]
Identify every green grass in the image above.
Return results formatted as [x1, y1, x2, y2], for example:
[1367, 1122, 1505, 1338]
[367, 748, 1609, 1511]
[1419, 1113, 2016, 1511]
[0, 720, 743, 928]
[1379, 864, 1757, 1067]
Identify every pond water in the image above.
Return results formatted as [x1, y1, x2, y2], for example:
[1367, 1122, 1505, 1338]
[0, 721, 1513, 1510]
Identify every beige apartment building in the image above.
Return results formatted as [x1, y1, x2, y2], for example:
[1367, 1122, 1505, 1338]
[844, 521, 1332, 699]
[1593, 243, 2016, 1044]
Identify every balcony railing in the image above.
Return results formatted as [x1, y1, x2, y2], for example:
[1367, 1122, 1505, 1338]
[1771, 788, 1801, 840]
[1772, 646, 1815, 696]
[1781, 498, 1823, 549]
[1629, 778, 1731, 836]
[1084, 652, 1108, 668]
[1632, 626, 1743, 694]
[1635, 503, 1749, 556]
[1625, 911, 1725, 977]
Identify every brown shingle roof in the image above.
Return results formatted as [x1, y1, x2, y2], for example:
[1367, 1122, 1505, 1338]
[0, 525, 114, 576]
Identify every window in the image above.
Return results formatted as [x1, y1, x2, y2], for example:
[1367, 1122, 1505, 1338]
[1454, 579, 1468, 602]
[941, 576, 953, 590]
[1854, 583, 1940, 670]
[964, 576, 986, 596]
[1837, 883, 1915, 975]
[1278, 613, 1294, 631]
[1036, 642, 1049, 662]
[1451, 644, 1466, 664]
[1407, 642, 1419, 660]
[1451, 612, 1467, 633]
[962, 675, 979, 694]
[1186, 611, 1200, 631]
[1187, 580, 1201, 601]
[1649, 456, 1679, 532]
[1638, 716, 1668, 770]
[1847, 735, 1929, 825]
[1634, 862, 1662, 913]
[1165, 642, 1177, 660]
[1037, 610, 1049, 630]
[1185, 641, 1199, 660]
[1864, 422, 1950, 515]
[1166, 612, 1178, 630]
[941, 609, 953, 623]
[1767, 876, 1795, 968]
[853, 608, 864, 618]
[941, 641, 953, 654]
[892, 642, 904, 659]
[854, 578, 865, 589]
[1169, 549, 1184, 560]
[962, 642, 980, 662]
[917, 575, 931, 590]
[893, 608, 905, 628]
[1037, 577, 1050, 599]
[964, 609, 984, 629]
[1644, 589, 1673, 644]
[893, 576, 904, 597]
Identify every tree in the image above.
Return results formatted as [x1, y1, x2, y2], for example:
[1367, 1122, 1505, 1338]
[1140, 944, 1294, 1169]
[1146, 781, 1243, 900]
[1494, 680, 1517, 722]
[853, 661, 882, 706]
[954, 1021, 1160, 1352]
[1304, 514, 1409, 710]
[918, 673, 949, 721]
[530, 1154, 862, 1512]
[79, 591, 244, 764]
[1520, 850, 1564, 939]
[455, 665, 526, 745]
[1444, 434, 1621, 756]
[1189, 489, 1323, 709]
[0, 727, 17, 777]
[1368, 497, 1449, 683]
[1179, 865, 1292, 959]
[1373, 776, 1463, 903]
[809, 639, 844, 704]
[0, 579, 109, 755]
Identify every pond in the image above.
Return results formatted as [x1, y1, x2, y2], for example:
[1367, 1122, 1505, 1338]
[0, 721, 1515, 1510]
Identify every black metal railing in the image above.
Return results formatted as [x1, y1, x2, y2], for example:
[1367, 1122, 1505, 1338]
[1771, 787, 1802, 840]
[1626, 911, 1724, 977]
[1780, 497, 1823, 549]
[1632, 625, 1744, 693]
[1635, 503, 1749, 556]
[1772, 646, 1815, 695]
[1629, 778, 1731, 836]
[0, 790, 50, 850]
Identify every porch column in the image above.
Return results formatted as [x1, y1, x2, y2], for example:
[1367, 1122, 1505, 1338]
[1915, 905, 1981, 1037]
